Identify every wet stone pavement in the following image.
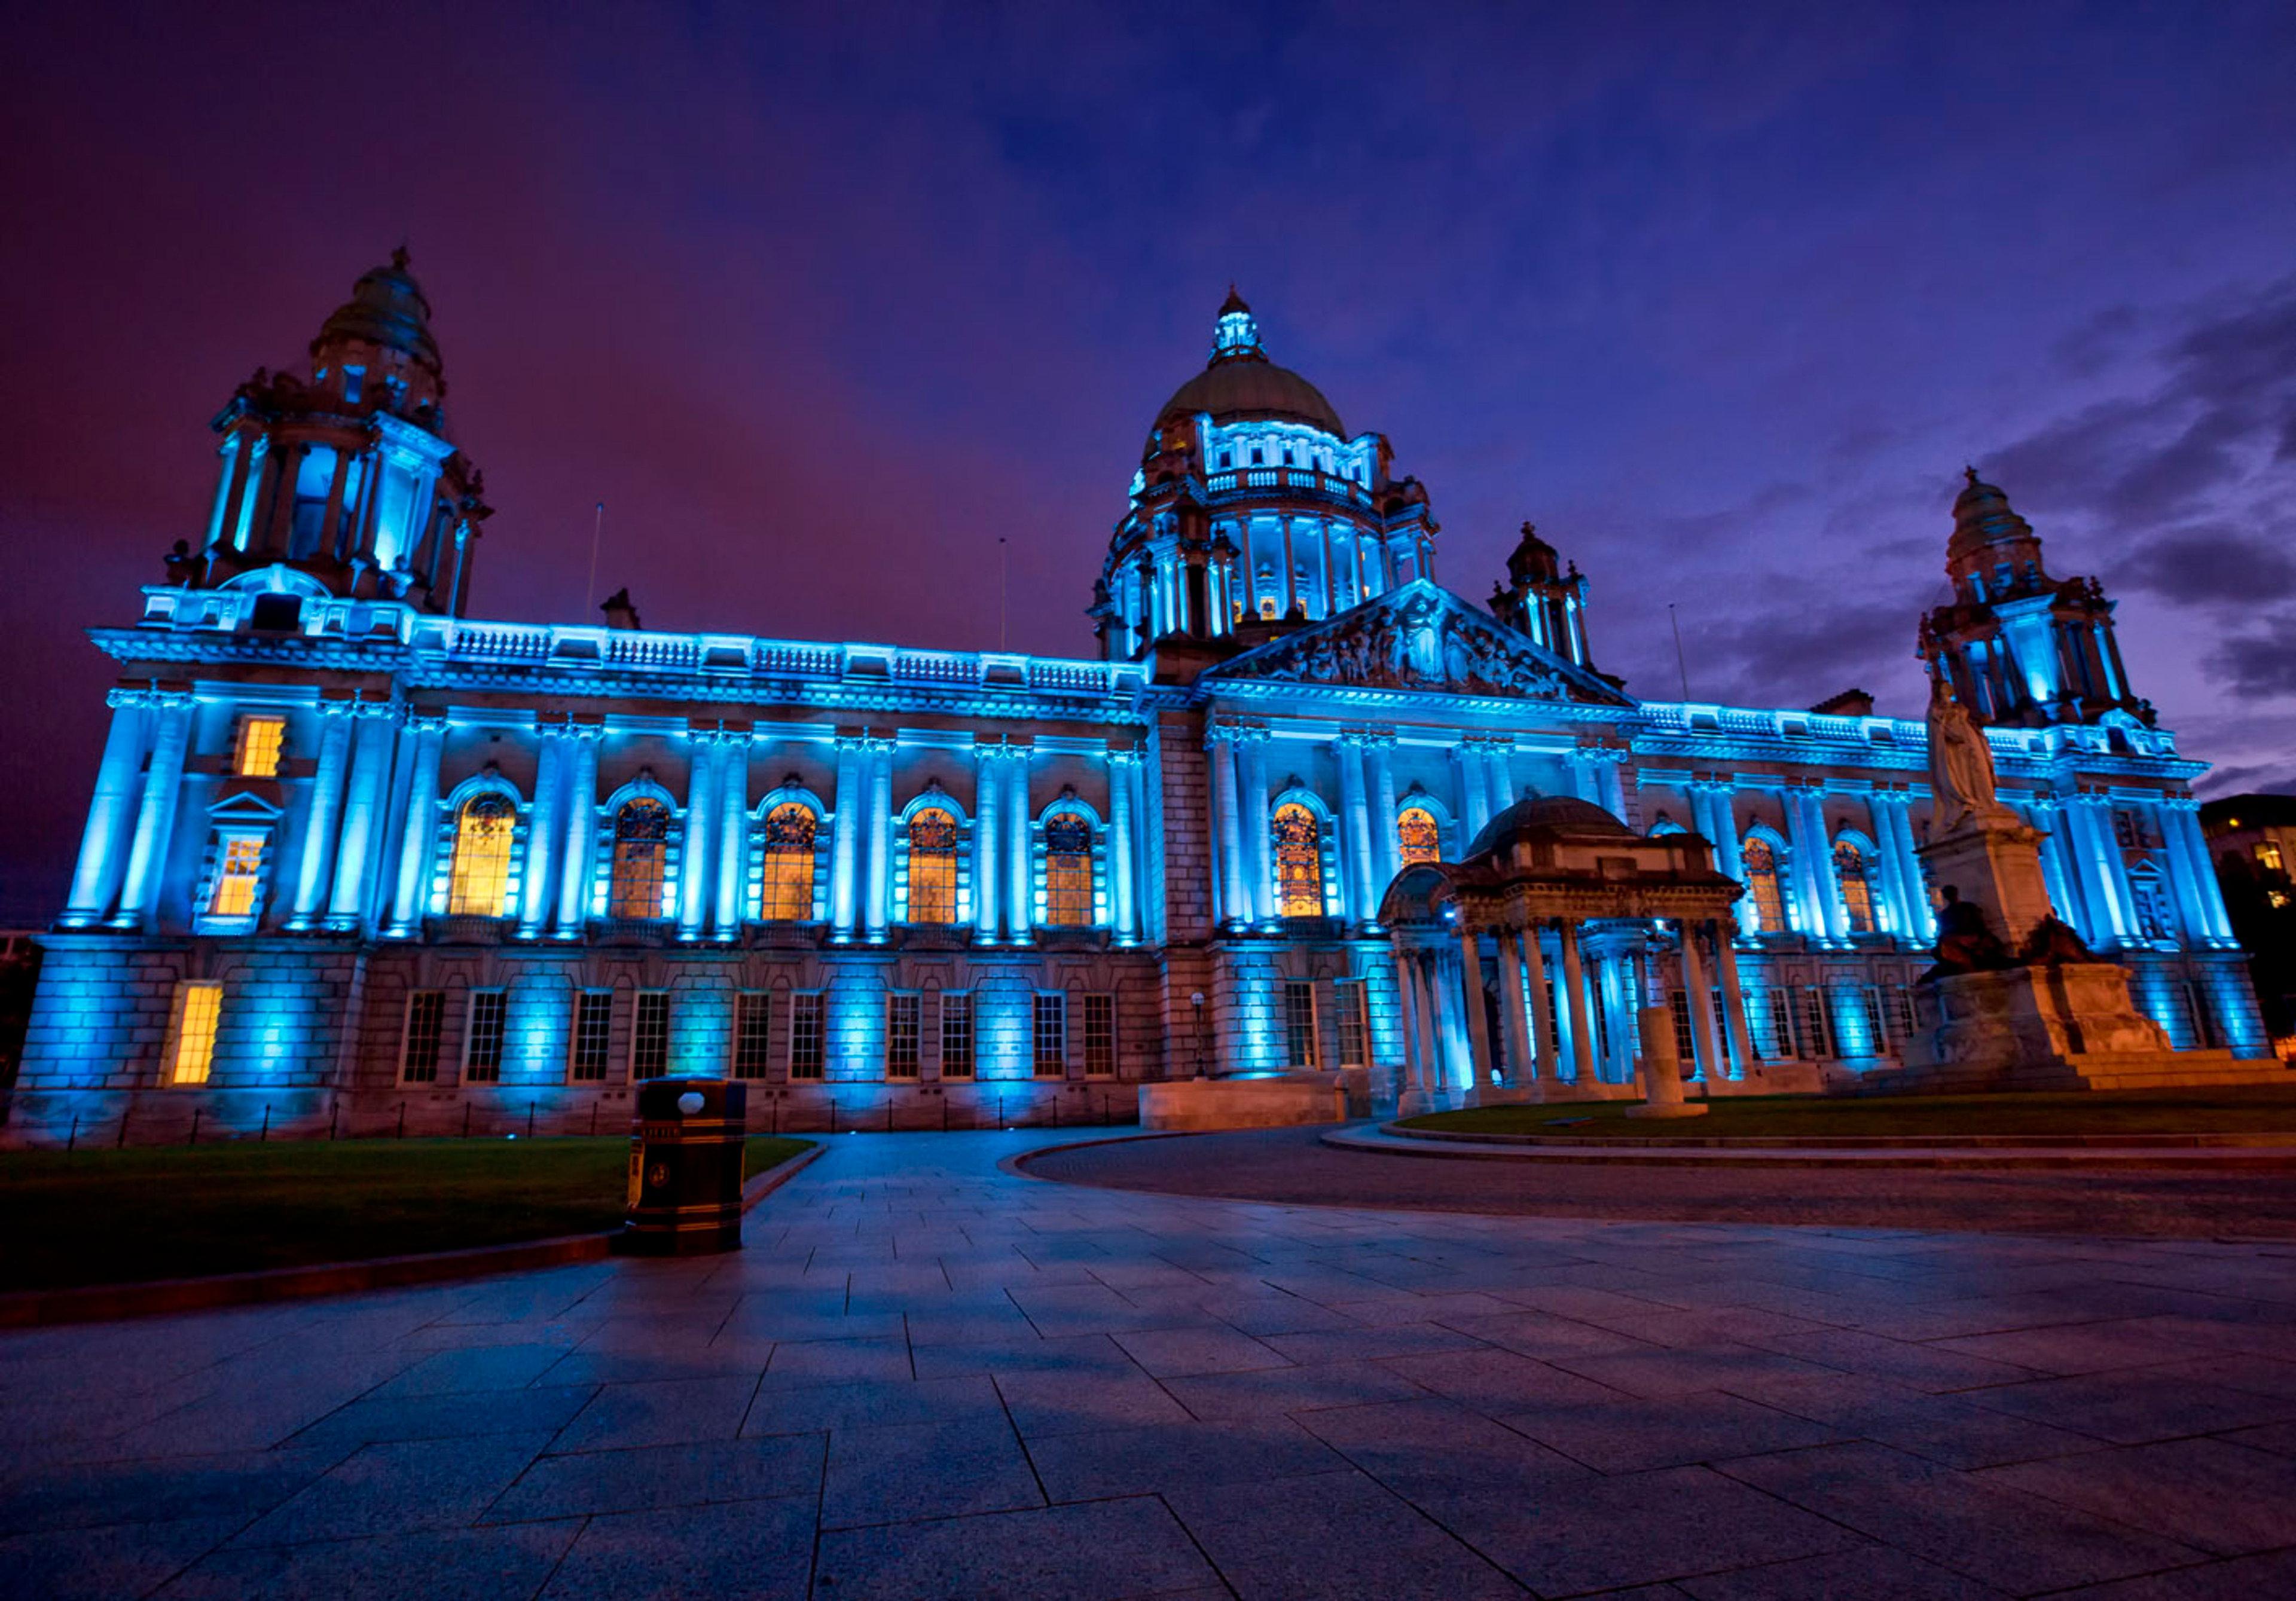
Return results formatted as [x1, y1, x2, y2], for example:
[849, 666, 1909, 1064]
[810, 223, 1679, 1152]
[3, 1129, 2296, 1599]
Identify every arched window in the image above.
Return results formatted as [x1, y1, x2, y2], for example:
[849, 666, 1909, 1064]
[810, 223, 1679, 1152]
[1273, 803, 1325, 916]
[447, 794, 515, 916]
[906, 806, 960, 924]
[1834, 840, 1876, 934]
[1044, 812, 1094, 925]
[1397, 806, 1441, 866]
[1741, 837, 1787, 934]
[608, 799, 670, 918]
[761, 802, 818, 921]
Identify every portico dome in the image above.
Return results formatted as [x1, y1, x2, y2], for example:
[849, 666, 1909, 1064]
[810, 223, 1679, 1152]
[1465, 795, 1630, 857]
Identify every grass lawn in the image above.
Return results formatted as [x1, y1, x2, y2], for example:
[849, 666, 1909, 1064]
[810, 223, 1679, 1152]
[1402, 1086, 2296, 1141]
[0, 1135, 812, 1294]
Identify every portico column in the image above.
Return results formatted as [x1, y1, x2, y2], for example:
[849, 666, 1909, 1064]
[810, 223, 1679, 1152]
[1392, 950, 1425, 1097]
[715, 734, 750, 937]
[1497, 930, 1534, 1083]
[1483, 741, 1515, 820]
[1713, 927, 1755, 1078]
[1367, 734, 1400, 895]
[1239, 731, 1273, 925]
[2169, 800, 2236, 943]
[1697, 784, 1757, 939]
[516, 734, 563, 939]
[1338, 736, 1372, 922]
[1107, 747, 1139, 943]
[1597, 756, 1628, 821]
[115, 692, 196, 930]
[1523, 919, 1557, 1073]
[1457, 928, 1495, 1087]
[1414, 954, 1447, 1093]
[1004, 744, 1033, 942]
[1455, 742, 1490, 841]
[829, 737, 862, 940]
[1864, 796, 1909, 939]
[1781, 786, 1830, 942]
[1680, 921, 1723, 1083]
[2155, 798, 2213, 944]
[678, 732, 718, 939]
[386, 716, 446, 934]
[330, 706, 401, 931]
[554, 727, 599, 937]
[2068, 794, 2135, 945]
[1887, 799, 1936, 942]
[1206, 729, 1245, 927]
[288, 703, 355, 929]
[63, 691, 149, 927]
[972, 743, 1002, 941]
[1558, 919, 1596, 1083]
[866, 737, 894, 942]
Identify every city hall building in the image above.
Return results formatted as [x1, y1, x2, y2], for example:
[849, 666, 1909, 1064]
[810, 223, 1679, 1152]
[8, 259, 2268, 1141]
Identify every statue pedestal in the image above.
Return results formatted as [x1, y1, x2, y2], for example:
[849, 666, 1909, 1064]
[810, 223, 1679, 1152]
[1918, 818, 2055, 951]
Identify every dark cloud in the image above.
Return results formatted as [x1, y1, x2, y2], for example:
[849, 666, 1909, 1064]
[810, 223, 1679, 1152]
[2205, 615, 2296, 699]
[1685, 597, 1920, 711]
[2117, 526, 2296, 606]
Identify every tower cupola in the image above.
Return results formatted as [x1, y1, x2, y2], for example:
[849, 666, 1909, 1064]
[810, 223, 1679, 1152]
[1491, 521, 1594, 668]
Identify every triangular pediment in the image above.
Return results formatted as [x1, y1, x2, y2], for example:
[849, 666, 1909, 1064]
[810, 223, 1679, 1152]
[208, 787, 287, 822]
[1202, 582, 1631, 705]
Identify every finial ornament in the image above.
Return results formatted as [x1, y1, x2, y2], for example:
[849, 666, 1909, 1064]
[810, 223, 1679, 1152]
[1964, 465, 1981, 487]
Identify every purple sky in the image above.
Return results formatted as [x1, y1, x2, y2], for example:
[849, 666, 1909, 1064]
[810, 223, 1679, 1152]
[5, 2, 2295, 922]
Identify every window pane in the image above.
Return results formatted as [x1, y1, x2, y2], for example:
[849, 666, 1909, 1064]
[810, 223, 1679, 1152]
[1742, 838, 1787, 933]
[1083, 993, 1115, 1077]
[465, 991, 506, 1082]
[170, 981, 222, 1086]
[609, 800, 670, 918]
[1033, 993, 1065, 1076]
[1834, 841, 1874, 934]
[632, 991, 670, 1077]
[761, 803, 818, 919]
[1273, 803, 1323, 916]
[907, 806, 959, 923]
[1335, 980, 1368, 1067]
[571, 991, 613, 1081]
[209, 836, 265, 917]
[940, 992, 974, 1077]
[1044, 812, 1093, 925]
[449, 795, 516, 916]
[1284, 979, 1318, 1068]
[733, 992, 771, 1078]
[401, 989, 445, 1084]
[234, 715, 285, 778]
[790, 993, 825, 1078]
[887, 993, 920, 1077]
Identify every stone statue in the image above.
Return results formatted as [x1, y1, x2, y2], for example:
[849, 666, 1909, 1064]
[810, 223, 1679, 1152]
[1927, 884, 2008, 976]
[1927, 674, 2016, 834]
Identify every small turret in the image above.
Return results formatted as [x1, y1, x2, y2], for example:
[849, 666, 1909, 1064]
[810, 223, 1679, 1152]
[1491, 522, 1593, 667]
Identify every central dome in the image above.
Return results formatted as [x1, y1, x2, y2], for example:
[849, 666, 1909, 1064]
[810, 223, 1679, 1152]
[1153, 289, 1346, 438]
[1465, 795, 1631, 857]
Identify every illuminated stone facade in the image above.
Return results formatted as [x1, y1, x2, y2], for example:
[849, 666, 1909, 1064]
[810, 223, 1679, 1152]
[8, 264, 2268, 1142]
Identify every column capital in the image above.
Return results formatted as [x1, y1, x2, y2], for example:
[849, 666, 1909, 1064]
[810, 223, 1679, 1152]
[1105, 741, 1144, 768]
[2162, 794, 2202, 815]
[106, 686, 196, 712]
[1686, 774, 1736, 796]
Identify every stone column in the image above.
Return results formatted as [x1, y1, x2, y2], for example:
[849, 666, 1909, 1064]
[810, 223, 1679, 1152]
[972, 743, 1002, 941]
[1864, 795, 1910, 940]
[1498, 929, 1534, 1083]
[288, 703, 355, 929]
[330, 705, 401, 931]
[515, 734, 563, 939]
[1523, 919, 1557, 1073]
[1455, 741, 1490, 841]
[1886, 799, 1936, 942]
[62, 691, 149, 927]
[1367, 734, 1400, 896]
[114, 692, 195, 931]
[2025, 798, 2081, 933]
[679, 732, 718, 939]
[1806, 789, 1848, 942]
[1004, 744, 1033, 942]
[1108, 745, 1138, 943]
[1413, 954, 1446, 1095]
[1680, 921, 1724, 1083]
[1337, 735, 1372, 923]
[2154, 798, 2212, 944]
[866, 737, 894, 942]
[1558, 919, 1596, 1083]
[716, 734, 749, 938]
[1457, 928, 1495, 1087]
[1712, 928, 1755, 1078]
[1483, 741, 1516, 821]
[1598, 755, 1628, 822]
[386, 716, 446, 934]
[2066, 795, 2134, 945]
[2169, 799, 2236, 943]
[1239, 731, 1273, 925]
[829, 737, 863, 941]
[1392, 949, 1425, 1098]
[1780, 786, 1827, 941]
[555, 727, 599, 937]
[1569, 750, 1601, 806]
[1206, 728, 1245, 928]
[1697, 784, 1757, 939]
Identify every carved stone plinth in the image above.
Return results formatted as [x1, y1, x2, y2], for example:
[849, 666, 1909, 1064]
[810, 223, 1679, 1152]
[1918, 820, 2056, 951]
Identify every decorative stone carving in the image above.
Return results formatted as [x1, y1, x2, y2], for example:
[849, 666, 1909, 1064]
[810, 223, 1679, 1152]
[1927, 674, 2019, 835]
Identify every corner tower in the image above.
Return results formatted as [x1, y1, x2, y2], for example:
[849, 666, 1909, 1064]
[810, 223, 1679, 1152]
[1094, 291, 1439, 662]
[1919, 469, 2145, 728]
[177, 250, 490, 616]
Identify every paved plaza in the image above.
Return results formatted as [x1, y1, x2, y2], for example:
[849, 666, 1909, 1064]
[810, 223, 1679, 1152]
[6, 1131, 2296, 1599]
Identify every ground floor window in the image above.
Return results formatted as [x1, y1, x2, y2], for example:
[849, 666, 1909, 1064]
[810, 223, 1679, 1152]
[167, 980, 222, 1086]
[940, 992, 974, 1077]
[401, 989, 445, 1084]
[1033, 992, 1066, 1077]
[1794, 985, 1833, 1060]
[571, 991, 613, 1081]
[1758, 986, 1796, 1059]
[1668, 990, 1696, 1065]
[630, 990, 670, 1077]
[1335, 979, 1369, 1068]
[790, 992, 825, 1078]
[733, 992, 771, 1078]
[1083, 993, 1115, 1077]
[887, 993, 920, 1077]
[1283, 979, 1318, 1068]
[465, 990, 506, 1083]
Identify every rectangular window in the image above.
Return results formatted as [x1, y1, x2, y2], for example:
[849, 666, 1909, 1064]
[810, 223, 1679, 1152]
[1795, 985, 1833, 1061]
[208, 836, 265, 917]
[167, 980, 222, 1086]
[342, 365, 365, 404]
[1335, 979, 1369, 1068]
[233, 714, 285, 778]
[1083, 992, 1116, 1077]
[940, 991, 974, 1077]
[1759, 986, 1795, 1059]
[1669, 989, 1696, 1064]
[631, 990, 670, 1078]
[1283, 979, 1318, 1068]
[401, 989, 445, 1084]
[570, 991, 613, 1081]
[1860, 986, 1891, 1058]
[1891, 986, 1917, 1044]
[464, 990, 506, 1082]
[887, 992, 920, 1077]
[790, 992, 825, 1079]
[733, 991, 772, 1078]
[1033, 992, 1067, 1077]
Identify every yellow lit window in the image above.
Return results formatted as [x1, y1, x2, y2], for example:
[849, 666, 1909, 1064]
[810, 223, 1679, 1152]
[1742, 838, 1787, 933]
[1834, 841, 1875, 934]
[1274, 802, 1324, 916]
[209, 836, 264, 917]
[1044, 812, 1093, 925]
[607, 799, 670, 917]
[234, 714, 285, 778]
[169, 980, 222, 1086]
[2260, 842, 2285, 874]
[448, 794, 517, 916]
[1397, 806, 1441, 866]
[761, 802, 818, 919]
[906, 807, 959, 923]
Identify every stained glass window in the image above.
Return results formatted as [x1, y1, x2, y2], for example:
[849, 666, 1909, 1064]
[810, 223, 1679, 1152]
[609, 799, 670, 918]
[447, 794, 515, 916]
[1742, 837, 1787, 934]
[1397, 806, 1441, 866]
[1044, 812, 1093, 925]
[908, 806, 959, 923]
[1274, 803, 1324, 917]
[761, 802, 817, 920]
[1834, 840, 1875, 934]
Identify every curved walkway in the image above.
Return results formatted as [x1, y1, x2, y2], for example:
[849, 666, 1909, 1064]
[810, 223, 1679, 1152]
[5, 1129, 2296, 1599]
[1326, 1120, 2296, 1169]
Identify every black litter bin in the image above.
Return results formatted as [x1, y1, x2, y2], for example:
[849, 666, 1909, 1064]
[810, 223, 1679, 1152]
[621, 1077, 747, 1255]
